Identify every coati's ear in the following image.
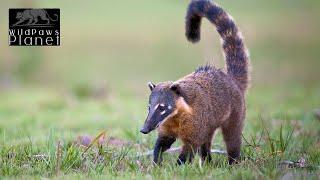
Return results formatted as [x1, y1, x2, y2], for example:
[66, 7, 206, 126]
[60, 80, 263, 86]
[148, 82, 156, 91]
[170, 83, 181, 95]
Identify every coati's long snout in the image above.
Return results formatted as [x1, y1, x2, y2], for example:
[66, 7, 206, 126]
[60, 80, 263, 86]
[140, 111, 163, 134]
[140, 105, 165, 134]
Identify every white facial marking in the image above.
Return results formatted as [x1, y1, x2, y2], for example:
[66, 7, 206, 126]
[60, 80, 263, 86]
[160, 110, 166, 115]
[168, 105, 172, 110]
[154, 104, 159, 111]
[160, 103, 165, 107]
[159, 110, 178, 126]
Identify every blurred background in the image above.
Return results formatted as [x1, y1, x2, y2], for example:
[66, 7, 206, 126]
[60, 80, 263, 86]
[0, 0, 319, 143]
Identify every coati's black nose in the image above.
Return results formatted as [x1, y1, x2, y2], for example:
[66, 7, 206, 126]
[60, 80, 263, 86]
[140, 128, 149, 134]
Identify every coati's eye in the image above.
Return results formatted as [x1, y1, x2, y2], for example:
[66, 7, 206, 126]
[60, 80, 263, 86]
[158, 104, 166, 111]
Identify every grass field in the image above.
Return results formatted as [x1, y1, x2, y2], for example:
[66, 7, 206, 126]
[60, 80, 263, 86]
[0, 0, 320, 179]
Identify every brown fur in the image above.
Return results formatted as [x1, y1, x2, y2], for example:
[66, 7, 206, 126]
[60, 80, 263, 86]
[141, 0, 250, 165]
[156, 69, 245, 164]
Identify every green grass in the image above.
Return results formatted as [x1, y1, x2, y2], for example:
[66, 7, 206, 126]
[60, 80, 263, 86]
[0, 0, 320, 179]
[0, 86, 319, 179]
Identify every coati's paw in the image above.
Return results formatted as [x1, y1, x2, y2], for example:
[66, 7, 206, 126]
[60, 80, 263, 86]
[228, 156, 241, 165]
[152, 160, 161, 166]
[176, 153, 190, 165]
[152, 157, 163, 166]
[176, 158, 186, 166]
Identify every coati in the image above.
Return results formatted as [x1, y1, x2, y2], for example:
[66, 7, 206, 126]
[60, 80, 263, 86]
[140, 0, 250, 165]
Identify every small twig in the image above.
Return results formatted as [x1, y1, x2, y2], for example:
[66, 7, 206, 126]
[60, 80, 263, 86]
[31, 154, 50, 166]
[33, 154, 49, 158]
[55, 141, 62, 176]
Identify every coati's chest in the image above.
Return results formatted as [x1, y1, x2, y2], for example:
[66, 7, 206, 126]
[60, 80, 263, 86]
[157, 117, 180, 137]
[157, 113, 196, 139]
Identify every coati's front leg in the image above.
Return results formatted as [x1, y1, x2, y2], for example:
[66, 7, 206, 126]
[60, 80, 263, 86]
[153, 136, 176, 164]
[177, 144, 196, 165]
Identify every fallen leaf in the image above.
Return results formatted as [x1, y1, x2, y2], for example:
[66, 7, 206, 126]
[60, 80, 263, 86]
[297, 157, 306, 168]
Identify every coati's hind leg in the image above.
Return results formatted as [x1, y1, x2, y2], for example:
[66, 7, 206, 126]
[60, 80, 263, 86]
[200, 142, 212, 163]
[153, 136, 176, 165]
[177, 144, 196, 165]
[221, 113, 244, 165]
[200, 129, 216, 163]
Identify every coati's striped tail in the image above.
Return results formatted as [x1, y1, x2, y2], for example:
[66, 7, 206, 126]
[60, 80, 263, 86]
[186, 0, 250, 92]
